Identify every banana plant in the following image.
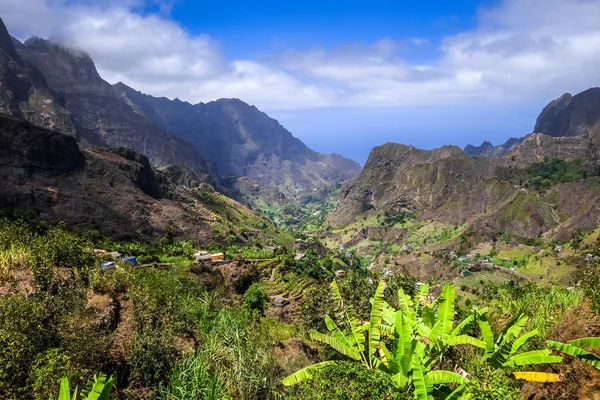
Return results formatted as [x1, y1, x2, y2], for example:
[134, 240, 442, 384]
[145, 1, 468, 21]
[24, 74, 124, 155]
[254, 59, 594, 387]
[283, 281, 474, 399]
[477, 313, 563, 382]
[378, 300, 469, 400]
[57, 373, 115, 400]
[403, 285, 486, 363]
[547, 337, 600, 369]
[282, 280, 385, 385]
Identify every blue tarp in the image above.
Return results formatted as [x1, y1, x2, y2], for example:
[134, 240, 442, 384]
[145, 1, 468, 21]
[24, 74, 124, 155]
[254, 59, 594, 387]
[101, 261, 116, 269]
[120, 256, 137, 265]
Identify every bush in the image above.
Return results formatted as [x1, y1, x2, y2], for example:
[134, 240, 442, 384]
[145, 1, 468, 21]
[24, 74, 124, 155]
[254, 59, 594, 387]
[289, 361, 410, 399]
[0, 295, 52, 397]
[582, 259, 600, 311]
[29, 224, 94, 290]
[301, 271, 416, 333]
[242, 283, 269, 317]
[27, 348, 83, 400]
[130, 328, 180, 386]
[462, 368, 520, 400]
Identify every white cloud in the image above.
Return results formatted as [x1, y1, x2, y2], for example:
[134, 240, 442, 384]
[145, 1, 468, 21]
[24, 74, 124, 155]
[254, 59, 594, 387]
[1, 0, 600, 110]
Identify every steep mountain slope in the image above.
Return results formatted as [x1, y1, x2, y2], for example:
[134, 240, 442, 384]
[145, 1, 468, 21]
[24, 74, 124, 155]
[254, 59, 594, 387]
[114, 83, 361, 196]
[534, 88, 600, 137]
[0, 113, 287, 244]
[14, 35, 214, 182]
[0, 19, 75, 135]
[328, 129, 600, 242]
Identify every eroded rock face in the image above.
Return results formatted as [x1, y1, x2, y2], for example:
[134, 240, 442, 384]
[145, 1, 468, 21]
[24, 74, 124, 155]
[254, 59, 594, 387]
[0, 114, 268, 242]
[16, 36, 215, 180]
[534, 89, 600, 137]
[0, 19, 75, 135]
[0, 113, 84, 172]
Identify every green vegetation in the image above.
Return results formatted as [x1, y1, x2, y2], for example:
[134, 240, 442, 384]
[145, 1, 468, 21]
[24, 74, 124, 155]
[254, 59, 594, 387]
[57, 373, 115, 400]
[286, 280, 568, 398]
[1, 212, 599, 399]
[496, 157, 595, 191]
[242, 282, 269, 317]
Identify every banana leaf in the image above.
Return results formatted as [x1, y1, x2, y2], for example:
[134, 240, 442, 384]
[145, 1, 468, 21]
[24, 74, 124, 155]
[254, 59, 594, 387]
[281, 361, 338, 386]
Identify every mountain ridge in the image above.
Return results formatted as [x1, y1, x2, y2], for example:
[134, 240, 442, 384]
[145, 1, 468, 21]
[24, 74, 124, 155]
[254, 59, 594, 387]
[113, 81, 361, 197]
[463, 88, 600, 158]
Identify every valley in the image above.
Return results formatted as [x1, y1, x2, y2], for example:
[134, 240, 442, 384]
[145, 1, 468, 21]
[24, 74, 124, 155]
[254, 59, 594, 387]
[1, 13, 600, 400]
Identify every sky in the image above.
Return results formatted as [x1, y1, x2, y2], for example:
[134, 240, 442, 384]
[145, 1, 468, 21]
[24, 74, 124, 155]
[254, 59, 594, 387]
[2, 0, 600, 163]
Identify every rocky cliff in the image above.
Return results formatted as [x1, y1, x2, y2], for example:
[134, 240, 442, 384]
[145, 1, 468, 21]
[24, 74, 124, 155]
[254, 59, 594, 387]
[113, 83, 361, 197]
[464, 87, 600, 157]
[14, 35, 214, 182]
[0, 19, 75, 135]
[534, 88, 600, 137]
[464, 137, 522, 157]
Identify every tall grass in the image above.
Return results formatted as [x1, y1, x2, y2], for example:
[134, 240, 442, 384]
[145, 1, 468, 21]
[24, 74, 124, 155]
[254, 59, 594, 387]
[159, 309, 282, 400]
[0, 245, 30, 282]
[499, 284, 582, 340]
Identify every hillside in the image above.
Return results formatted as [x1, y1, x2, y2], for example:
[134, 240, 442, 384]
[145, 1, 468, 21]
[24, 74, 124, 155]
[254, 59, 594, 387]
[329, 131, 600, 243]
[0, 113, 288, 245]
[114, 82, 361, 198]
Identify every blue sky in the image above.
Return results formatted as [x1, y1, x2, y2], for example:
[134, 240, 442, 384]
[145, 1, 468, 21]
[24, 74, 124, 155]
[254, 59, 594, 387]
[2, 0, 600, 164]
[168, 0, 496, 59]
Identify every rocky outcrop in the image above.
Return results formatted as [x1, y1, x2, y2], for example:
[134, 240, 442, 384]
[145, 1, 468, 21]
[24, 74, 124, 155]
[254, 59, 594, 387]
[0, 18, 75, 135]
[114, 83, 361, 197]
[16, 36, 215, 180]
[329, 143, 503, 227]
[465, 87, 600, 158]
[534, 89, 600, 137]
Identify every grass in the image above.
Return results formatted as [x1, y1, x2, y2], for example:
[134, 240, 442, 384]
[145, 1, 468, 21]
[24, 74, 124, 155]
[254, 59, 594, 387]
[0, 245, 30, 282]
[225, 246, 274, 260]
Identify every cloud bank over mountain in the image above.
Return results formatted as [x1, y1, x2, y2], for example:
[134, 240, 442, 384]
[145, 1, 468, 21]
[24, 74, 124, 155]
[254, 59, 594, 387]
[2, 0, 600, 111]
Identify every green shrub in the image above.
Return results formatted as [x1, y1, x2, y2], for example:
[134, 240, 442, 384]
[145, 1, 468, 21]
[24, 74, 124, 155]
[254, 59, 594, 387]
[289, 361, 410, 399]
[301, 271, 416, 333]
[582, 259, 600, 311]
[29, 224, 94, 290]
[130, 328, 180, 386]
[462, 368, 520, 400]
[242, 283, 269, 317]
[0, 295, 52, 397]
[28, 348, 83, 400]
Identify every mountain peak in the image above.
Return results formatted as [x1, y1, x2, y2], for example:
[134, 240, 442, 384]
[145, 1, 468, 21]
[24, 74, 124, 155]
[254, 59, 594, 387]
[0, 18, 21, 62]
[534, 87, 600, 137]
